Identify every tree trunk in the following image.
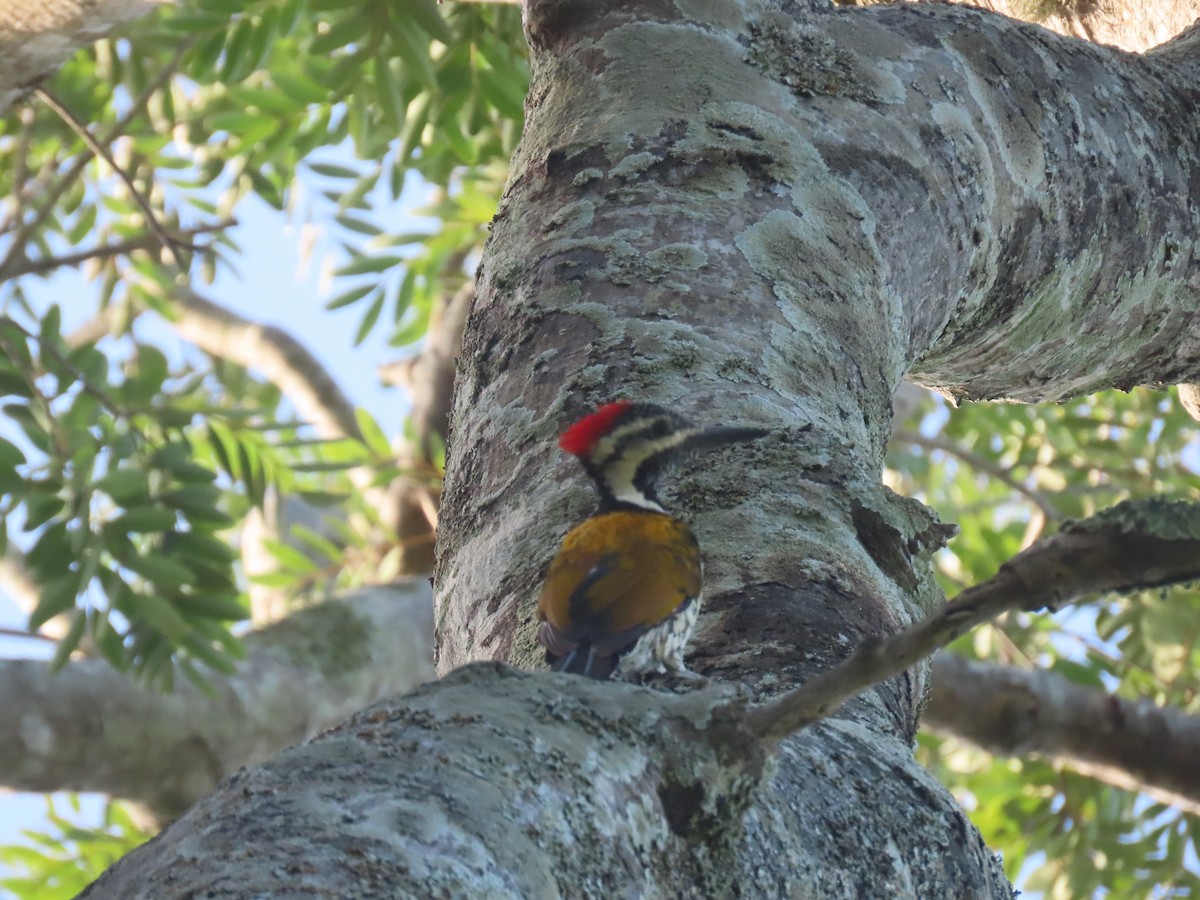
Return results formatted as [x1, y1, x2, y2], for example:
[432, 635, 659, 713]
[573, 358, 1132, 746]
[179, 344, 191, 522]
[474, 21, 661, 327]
[81, 0, 1199, 895]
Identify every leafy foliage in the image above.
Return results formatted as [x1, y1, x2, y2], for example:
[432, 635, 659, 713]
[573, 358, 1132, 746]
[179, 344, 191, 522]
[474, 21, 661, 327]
[0, 798, 151, 898]
[889, 388, 1200, 893]
[0, 0, 1197, 896]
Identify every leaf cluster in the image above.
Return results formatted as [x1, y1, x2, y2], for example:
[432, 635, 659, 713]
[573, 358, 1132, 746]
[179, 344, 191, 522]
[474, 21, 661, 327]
[890, 388, 1200, 893]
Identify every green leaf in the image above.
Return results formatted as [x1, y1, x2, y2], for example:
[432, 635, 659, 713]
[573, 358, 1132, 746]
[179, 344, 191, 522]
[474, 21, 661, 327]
[94, 469, 151, 505]
[6, 403, 51, 454]
[354, 291, 385, 345]
[168, 530, 237, 564]
[30, 573, 81, 629]
[166, 460, 219, 483]
[264, 537, 320, 573]
[334, 254, 402, 277]
[50, 610, 88, 671]
[39, 305, 63, 348]
[325, 283, 378, 311]
[389, 17, 436, 87]
[355, 407, 392, 457]
[229, 86, 302, 116]
[206, 421, 239, 478]
[172, 592, 247, 621]
[335, 212, 383, 236]
[26, 522, 72, 576]
[207, 110, 261, 134]
[24, 491, 66, 531]
[0, 319, 33, 370]
[125, 552, 197, 591]
[308, 161, 360, 179]
[237, 437, 265, 506]
[0, 436, 26, 493]
[334, 170, 380, 212]
[390, 309, 431, 348]
[218, 19, 256, 84]
[121, 591, 190, 642]
[405, 0, 453, 44]
[68, 344, 108, 383]
[111, 506, 179, 533]
[290, 524, 342, 563]
[272, 69, 328, 104]
[94, 616, 129, 671]
[181, 632, 239, 675]
[310, 12, 371, 55]
[163, 484, 231, 526]
[68, 205, 99, 245]
[0, 365, 32, 398]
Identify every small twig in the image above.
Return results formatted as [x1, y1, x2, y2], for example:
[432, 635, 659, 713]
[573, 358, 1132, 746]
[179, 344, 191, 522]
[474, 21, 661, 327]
[34, 88, 184, 267]
[0, 106, 35, 236]
[744, 500, 1200, 742]
[3, 219, 236, 280]
[894, 428, 1059, 520]
[0, 627, 57, 643]
[0, 41, 192, 281]
[0, 316, 135, 419]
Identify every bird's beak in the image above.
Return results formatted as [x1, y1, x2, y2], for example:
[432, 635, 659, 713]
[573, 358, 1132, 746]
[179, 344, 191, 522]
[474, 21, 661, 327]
[685, 425, 770, 455]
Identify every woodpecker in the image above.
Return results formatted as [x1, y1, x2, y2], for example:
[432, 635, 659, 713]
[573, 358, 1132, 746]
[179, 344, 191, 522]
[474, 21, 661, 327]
[536, 400, 767, 679]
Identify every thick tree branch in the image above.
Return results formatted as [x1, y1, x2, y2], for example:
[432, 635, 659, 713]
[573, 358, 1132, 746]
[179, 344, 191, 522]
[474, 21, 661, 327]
[79, 665, 1011, 900]
[170, 288, 363, 442]
[926, 652, 1200, 816]
[745, 500, 1200, 741]
[0, 583, 434, 818]
[69, 288, 362, 442]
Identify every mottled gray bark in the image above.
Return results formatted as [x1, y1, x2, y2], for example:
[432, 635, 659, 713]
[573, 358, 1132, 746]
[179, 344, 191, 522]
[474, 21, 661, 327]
[0, 0, 175, 111]
[1, 584, 433, 819]
[83, 666, 1011, 899]
[83, 0, 1198, 896]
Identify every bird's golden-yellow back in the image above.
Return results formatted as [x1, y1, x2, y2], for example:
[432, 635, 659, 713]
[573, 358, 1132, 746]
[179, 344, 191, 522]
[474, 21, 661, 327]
[537, 509, 700, 652]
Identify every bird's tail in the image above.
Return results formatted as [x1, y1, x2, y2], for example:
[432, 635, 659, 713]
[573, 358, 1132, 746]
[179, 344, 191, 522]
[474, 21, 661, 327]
[550, 644, 616, 679]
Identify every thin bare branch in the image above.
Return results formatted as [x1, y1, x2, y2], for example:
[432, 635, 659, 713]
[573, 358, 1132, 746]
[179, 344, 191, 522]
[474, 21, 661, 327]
[0, 106, 35, 237]
[0, 40, 191, 281]
[0, 315, 135, 418]
[893, 428, 1060, 520]
[34, 87, 185, 266]
[0, 626, 56, 643]
[4, 220, 235, 279]
[744, 500, 1200, 742]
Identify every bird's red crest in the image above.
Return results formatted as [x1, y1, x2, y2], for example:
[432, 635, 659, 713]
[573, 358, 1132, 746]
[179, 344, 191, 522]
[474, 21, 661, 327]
[559, 401, 633, 455]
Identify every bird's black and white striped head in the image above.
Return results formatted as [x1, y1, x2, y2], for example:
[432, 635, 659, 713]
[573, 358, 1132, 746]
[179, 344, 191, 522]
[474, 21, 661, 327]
[558, 400, 767, 512]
